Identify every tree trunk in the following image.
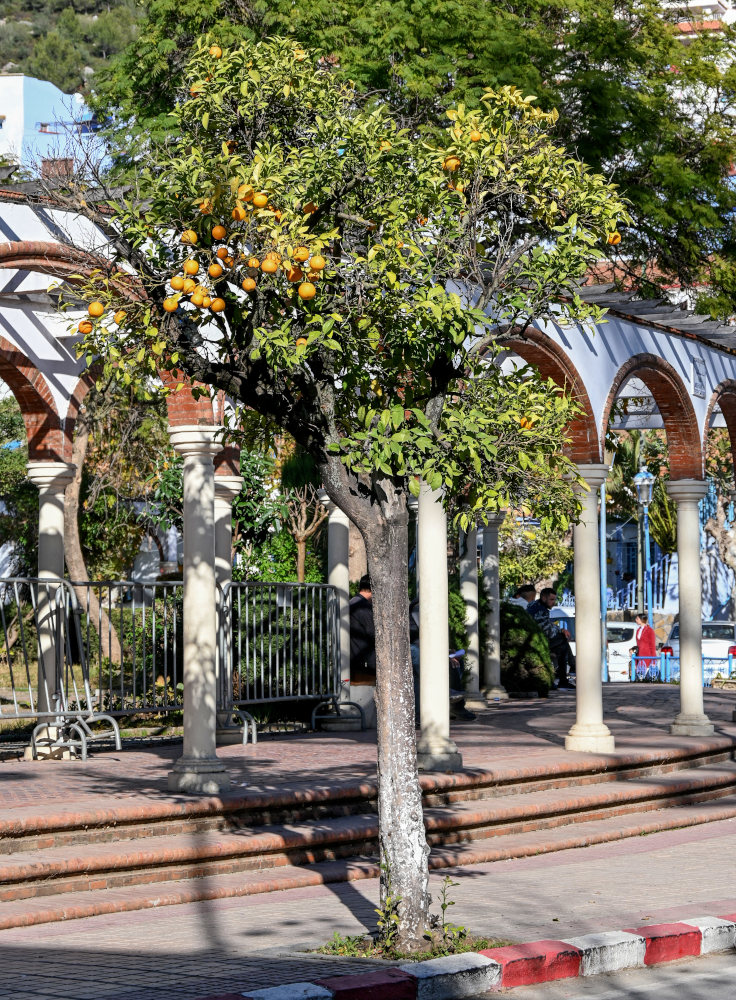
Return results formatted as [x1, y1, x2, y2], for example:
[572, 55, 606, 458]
[705, 498, 736, 618]
[64, 412, 123, 665]
[296, 538, 306, 583]
[364, 505, 430, 950]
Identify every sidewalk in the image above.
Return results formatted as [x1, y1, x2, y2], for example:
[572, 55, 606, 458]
[1, 687, 735, 1000]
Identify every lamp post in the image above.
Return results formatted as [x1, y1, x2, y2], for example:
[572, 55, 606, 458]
[633, 467, 656, 627]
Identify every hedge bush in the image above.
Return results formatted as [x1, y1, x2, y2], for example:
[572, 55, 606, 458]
[500, 602, 555, 696]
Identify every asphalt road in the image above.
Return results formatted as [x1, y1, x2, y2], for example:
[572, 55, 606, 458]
[469, 951, 736, 998]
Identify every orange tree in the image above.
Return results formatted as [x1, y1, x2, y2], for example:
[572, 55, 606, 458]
[75, 36, 627, 949]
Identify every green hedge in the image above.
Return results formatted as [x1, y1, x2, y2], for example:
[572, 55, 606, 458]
[500, 602, 555, 696]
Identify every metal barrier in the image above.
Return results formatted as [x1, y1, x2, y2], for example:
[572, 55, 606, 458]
[629, 652, 733, 687]
[0, 578, 120, 759]
[218, 581, 363, 737]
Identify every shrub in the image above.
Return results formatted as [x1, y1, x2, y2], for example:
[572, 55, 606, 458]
[500, 602, 555, 696]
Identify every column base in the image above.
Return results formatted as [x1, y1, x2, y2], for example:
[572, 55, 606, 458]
[167, 756, 231, 794]
[417, 736, 463, 772]
[670, 713, 715, 737]
[483, 685, 509, 702]
[565, 723, 615, 754]
[464, 694, 488, 711]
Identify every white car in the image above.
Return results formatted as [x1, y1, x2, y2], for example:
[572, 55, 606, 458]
[549, 609, 636, 682]
[662, 622, 736, 679]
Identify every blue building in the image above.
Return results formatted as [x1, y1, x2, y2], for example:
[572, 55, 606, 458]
[0, 74, 97, 172]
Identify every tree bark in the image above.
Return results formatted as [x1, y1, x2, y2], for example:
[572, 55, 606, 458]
[322, 463, 429, 951]
[296, 539, 306, 583]
[64, 411, 123, 665]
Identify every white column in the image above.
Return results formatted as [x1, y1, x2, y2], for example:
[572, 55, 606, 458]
[167, 426, 230, 794]
[323, 497, 351, 696]
[416, 482, 462, 771]
[214, 475, 243, 586]
[565, 465, 615, 753]
[460, 525, 483, 708]
[667, 480, 714, 736]
[26, 461, 75, 715]
[481, 514, 508, 701]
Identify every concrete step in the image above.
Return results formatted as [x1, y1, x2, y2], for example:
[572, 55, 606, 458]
[2, 763, 735, 902]
[3, 791, 736, 931]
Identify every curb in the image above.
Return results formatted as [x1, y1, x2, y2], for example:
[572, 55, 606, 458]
[196, 911, 736, 999]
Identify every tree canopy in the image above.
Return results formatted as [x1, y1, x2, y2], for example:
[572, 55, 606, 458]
[91, 0, 736, 314]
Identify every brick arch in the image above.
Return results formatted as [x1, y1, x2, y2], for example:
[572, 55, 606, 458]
[0, 241, 145, 299]
[705, 380, 736, 472]
[505, 330, 601, 463]
[0, 336, 64, 460]
[603, 353, 702, 480]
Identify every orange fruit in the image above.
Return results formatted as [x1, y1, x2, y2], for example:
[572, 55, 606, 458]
[78, 319, 93, 334]
[212, 224, 227, 241]
[181, 229, 198, 245]
[202, 296, 212, 308]
[293, 246, 310, 263]
[210, 297, 226, 312]
[208, 263, 223, 278]
[309, 254, 326, 271]
[226, 140, 237, 153]
[285, 265, 303, 282]
[253, 193, 269, 209]
[232, 205, 247, 221]
[113, 310, 126, 324]
[224, 255, 234, 267]
[265, 250, 281, 262]
[189, 87, 199, 98]
[443, 156, 461, 172]
[469, 130, 481, 142]
[183, 278, 197, 293]
[170, 275, 185, 290]
[209, 44, 222, 58]
[238, 185, 254, 202]
[191, 291, 204, 307]
[298, 282, 316, 300]
[88, 301, 104, 317]
[379, 140, 391, 151]
[183, 259, 199, 275]
[199, 200, 213, 215]
[303, 201, 318, 214]
[294, 49, 306, 61]
[608, 231, 622, 246]
[242, 277, 257, 292]
[261, 258, 278, 274]
[216, 247, 229, 260]
[163, 297, 179, 312]
[247, 256, 260, 269]
[296, 336, 308, 347]
[307, 270, 321, 281]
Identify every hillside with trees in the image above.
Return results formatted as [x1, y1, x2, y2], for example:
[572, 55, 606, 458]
[0, 1, 140, 94]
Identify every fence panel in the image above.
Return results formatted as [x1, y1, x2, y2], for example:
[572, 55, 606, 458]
[219, 581, 341, 708]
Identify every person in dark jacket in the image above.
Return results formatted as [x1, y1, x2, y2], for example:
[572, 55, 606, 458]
[349, 575, 375, 677]
[526, 587, 575, 688]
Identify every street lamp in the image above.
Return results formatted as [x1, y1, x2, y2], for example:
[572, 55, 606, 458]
[633, 466, 656, 626]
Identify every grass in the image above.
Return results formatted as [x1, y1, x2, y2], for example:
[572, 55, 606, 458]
[316, 930, 511, 961]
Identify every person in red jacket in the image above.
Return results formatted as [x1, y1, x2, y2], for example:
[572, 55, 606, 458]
[631, 612, 657, 679]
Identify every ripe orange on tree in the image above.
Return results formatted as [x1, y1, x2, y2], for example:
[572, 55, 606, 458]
[88, 301, 105, 317]
[302, 201, 318, 215]
[443, 156, 461, 172]
[212, 224, 227, 241]
[202, 296, 212, 308]
[224, 255, 234, 267]
[216, 247, 229, 260]
[296, 336, 308, 347]
[208, 263, 223, 278]
[252, 193, 269, 209]
[470, 130, 482, 142]
[261, 258, 278, 273]
[113, 310, 127, 324]
[608, 231, 622, 246]
[191, 291, 205, 306]
[209, 45, 222, 58]
[183, 278, 197, 293]
[247, 256, 260, 269]
[232, 205, 247, 221]
[163, 297, 179, 312]
[242, 277, 257, 292]
[309, 254, 326, 271]
[183, 259, 199, 275]
[171, 275, 185, 290]
[78, 319, 93, 334]
[285, 265, 303, 282]
[293, 246, 310, 262]
[298, 282, 316, 300]
[181, 229, 198, 245]
[210, 297, 226, 312]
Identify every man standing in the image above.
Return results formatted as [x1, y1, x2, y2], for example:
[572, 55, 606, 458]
[349, 575, 375, 677]
[526, 587, 575, 688]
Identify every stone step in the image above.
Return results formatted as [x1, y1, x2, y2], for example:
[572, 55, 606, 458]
[3, 791, 736, 932]
[1, 763, 735, 902]
[1, 741, 731, 854]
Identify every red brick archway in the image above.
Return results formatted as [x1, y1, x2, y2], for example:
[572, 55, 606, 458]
[603, 354, 703, 480]
[705, 380, 736, 472]
[505, 330, 601, 464]
[0, 335, 65, 461]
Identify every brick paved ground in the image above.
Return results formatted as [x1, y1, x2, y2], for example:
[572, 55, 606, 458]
[1, 687, 735, 999]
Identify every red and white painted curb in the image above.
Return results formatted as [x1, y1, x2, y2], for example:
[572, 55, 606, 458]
[199, 912, 736, 999]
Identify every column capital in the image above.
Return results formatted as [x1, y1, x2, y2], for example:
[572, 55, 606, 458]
[482, 512, 505, 529]
[214, 474, 243, 503]
[667, 479, 708, 504]
[168, 424, 223, 459]
[574, 463, 609, 490]
[317, 489, 346, 520]
[26, 461, 75, 493]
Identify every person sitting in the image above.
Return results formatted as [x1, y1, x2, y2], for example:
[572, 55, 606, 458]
[526, 587, 575, 688]
[349, 575, 375, 679]
[507, 584, 536, 609]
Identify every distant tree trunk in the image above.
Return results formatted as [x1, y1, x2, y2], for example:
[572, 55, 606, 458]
[285, 486, 327, 584]
[296, 538, 306, 583]
[64, 410, 122, 664]
[705, 497, 736, 618]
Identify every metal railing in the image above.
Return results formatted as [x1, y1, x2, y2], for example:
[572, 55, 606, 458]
[629, 652, 733, 687]
[0, 578, 120, 758]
